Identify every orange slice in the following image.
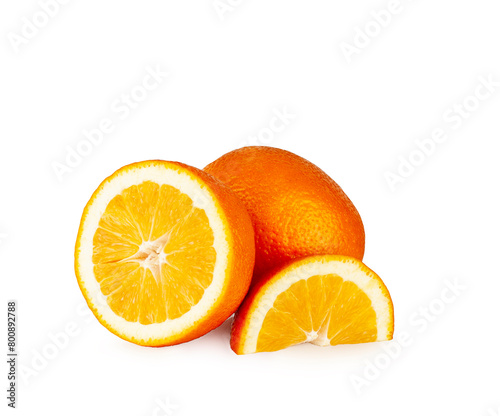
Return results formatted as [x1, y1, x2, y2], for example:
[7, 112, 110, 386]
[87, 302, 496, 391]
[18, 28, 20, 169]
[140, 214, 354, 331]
[75, 160, 255, 346]
[231, 255, 394, 354]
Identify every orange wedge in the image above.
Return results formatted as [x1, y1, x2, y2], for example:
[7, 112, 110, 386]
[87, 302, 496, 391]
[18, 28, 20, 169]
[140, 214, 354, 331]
[75, 160, 255, 346]
[231, 255, 394, 354]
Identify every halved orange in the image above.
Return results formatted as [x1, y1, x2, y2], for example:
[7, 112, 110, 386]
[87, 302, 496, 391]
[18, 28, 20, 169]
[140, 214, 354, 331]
[75, 160, 255, 346]
[231, 255, 394, 354]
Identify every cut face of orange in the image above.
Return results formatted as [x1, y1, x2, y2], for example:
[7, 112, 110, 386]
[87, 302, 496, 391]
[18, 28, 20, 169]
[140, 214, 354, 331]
[231, 255, 394, 354]
[75, 160, 255, 346]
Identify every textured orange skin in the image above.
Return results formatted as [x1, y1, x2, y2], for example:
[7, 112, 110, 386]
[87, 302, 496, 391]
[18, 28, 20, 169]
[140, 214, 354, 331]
[204, 147, 365, 285]
[75, 160, 255, 347]
[230, 255, 395, 355]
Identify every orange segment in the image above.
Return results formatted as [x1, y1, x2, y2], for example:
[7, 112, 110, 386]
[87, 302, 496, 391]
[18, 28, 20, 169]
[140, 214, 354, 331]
[75, 160, 255, 347]
[256, 274, 377, 352]
[326, 280, 377, 345]
[231, 255, 393, 354]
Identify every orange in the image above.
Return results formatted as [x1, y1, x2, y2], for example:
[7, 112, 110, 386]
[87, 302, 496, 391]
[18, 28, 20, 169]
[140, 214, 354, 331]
[75, 160, 255, 346]
[231, 255, 394, 354]
[204, 146, 365, 284]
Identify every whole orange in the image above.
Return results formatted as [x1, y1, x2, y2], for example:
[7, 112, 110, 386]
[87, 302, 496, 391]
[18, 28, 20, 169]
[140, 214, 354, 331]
[204, 146, 365, 284]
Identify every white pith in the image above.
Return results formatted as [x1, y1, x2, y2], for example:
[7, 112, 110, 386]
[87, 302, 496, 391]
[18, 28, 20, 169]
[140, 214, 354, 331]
[240, 258, 392, 354]
[76, 163, 229, 342]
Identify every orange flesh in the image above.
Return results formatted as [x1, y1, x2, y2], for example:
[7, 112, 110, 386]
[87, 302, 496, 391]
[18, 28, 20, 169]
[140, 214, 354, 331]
[92, 181, 216, 325]
[256, 274, 377, 352]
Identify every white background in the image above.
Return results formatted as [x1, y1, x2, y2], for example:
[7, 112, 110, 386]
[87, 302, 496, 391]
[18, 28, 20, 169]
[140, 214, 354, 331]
[1, 1, 499, 415]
